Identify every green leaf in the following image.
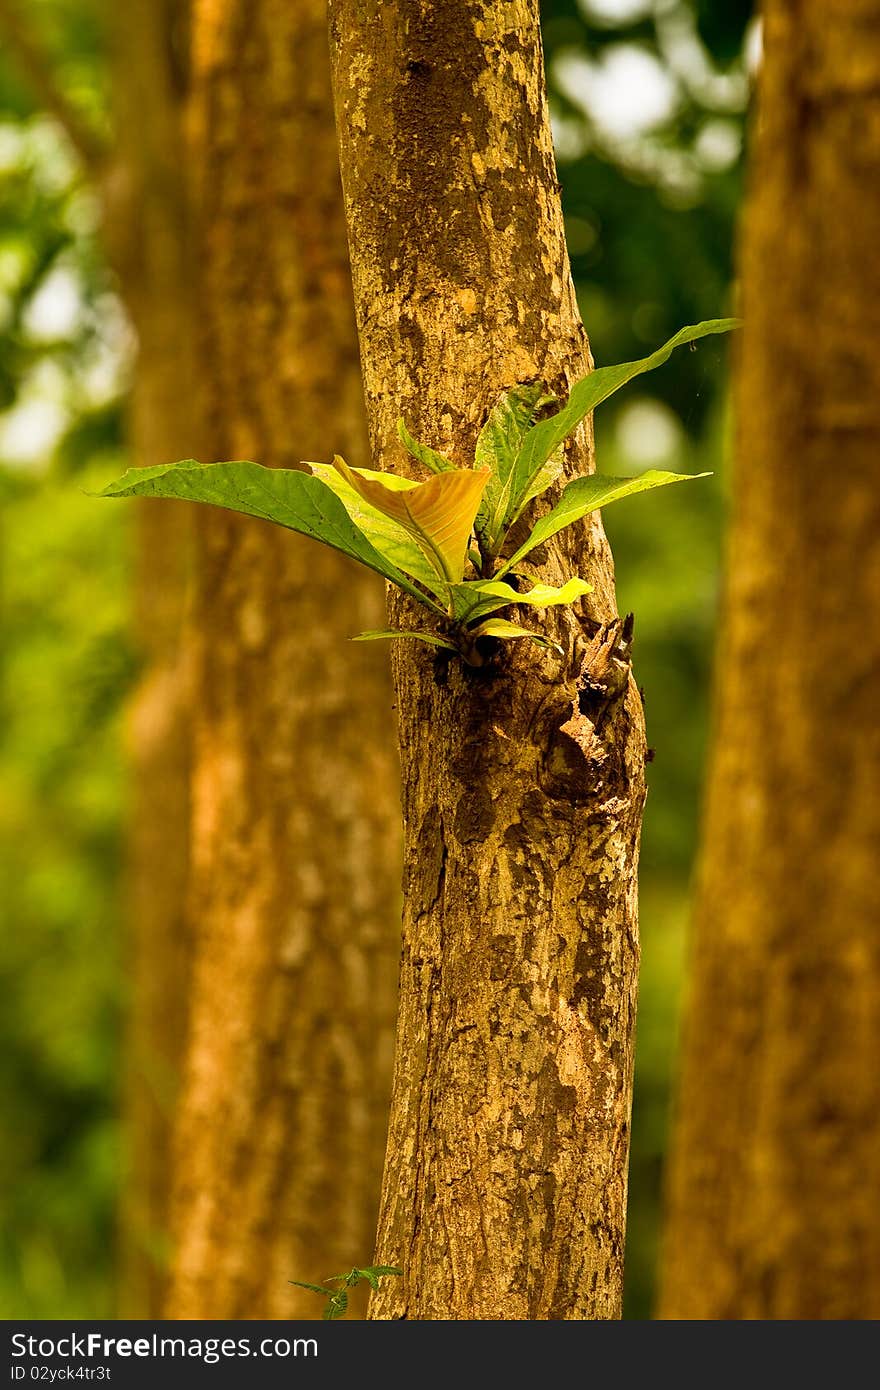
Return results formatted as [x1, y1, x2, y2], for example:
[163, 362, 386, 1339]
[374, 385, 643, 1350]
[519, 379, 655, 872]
[356, 1269, 381, 1291]
[497, 470, 710, 577]
[352, 629, 458, 652]
[514, 452, 565, 513]
[474, 382, 559, 550]
[397, 418, 456, 475]
[324, 1288, 348, 1320]
[361, 1265, 403, 1278]
[455, 575, 592, 625]
[332, 455, 490, 584]
[94, 460, 446, 616]
[287, 1280, 329, 1296]
[504, 318, 740, 528]
[309, 461, 446, 598]
[471, 616, 562, 653]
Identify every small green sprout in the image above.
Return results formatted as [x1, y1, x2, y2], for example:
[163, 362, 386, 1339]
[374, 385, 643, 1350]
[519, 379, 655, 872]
[288, 1265, 403, 1320]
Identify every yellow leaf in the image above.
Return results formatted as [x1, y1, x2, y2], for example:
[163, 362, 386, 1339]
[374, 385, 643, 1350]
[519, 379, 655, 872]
[332, 455, 489, 584]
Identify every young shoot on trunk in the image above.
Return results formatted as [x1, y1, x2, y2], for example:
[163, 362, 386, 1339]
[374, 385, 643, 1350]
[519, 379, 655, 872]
[95, 319, 738, 668]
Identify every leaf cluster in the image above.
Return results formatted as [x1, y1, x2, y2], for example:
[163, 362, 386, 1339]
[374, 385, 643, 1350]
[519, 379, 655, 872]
[95, 320, 738, 664]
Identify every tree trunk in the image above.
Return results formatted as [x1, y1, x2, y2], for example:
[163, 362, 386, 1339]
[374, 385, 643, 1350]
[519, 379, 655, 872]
[660, 0, 880, 1320]
[163, 0, 400, 1318]
[106, 0, 196, 1317]
[330, 0, 646, 1320]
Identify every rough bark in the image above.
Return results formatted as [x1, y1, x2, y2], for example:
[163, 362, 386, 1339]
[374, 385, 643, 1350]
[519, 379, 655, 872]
[660, 0, 880, 1320]
[163, 0, 400, 1318]
[106, 0, 196, 1317]
[330, 0, 646, 1319]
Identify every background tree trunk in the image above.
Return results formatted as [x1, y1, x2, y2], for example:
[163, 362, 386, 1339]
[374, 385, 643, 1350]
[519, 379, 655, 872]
[660, 0, 880, 1320]
[0, 0, 198, 1321]
[163, 0, 400, 1319]
[330, 0, 646, 1320]
[107, 0, 196, 1317]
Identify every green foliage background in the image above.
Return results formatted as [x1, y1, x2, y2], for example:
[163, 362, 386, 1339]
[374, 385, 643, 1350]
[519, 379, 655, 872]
[0, 0, 752, 1318]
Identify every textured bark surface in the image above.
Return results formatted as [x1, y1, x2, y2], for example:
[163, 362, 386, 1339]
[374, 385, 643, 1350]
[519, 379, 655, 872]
[107, 0, 196, 1317]
[330, 0, 646, 1319]
[163, 0, 400, 1319]
[660, 0, 880, 1320]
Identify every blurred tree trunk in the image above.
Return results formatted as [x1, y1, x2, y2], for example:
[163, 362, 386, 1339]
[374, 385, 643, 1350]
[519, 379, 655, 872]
[660, 0, 880, 1320]
[0, 0, 198, 1320]
[162, 0, 400, 1318]
[330, 0, 646, 1320]
[107, 0, 196, 1317]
